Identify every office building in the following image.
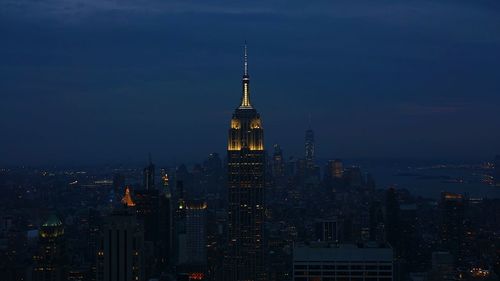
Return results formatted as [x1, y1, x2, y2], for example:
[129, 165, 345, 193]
[96, 210, 144, 281]
[226, 44, 266, 281]
[32, 214, 67, 281]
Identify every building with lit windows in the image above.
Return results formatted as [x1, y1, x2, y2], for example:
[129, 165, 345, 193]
[96, 210, 144, 281]
[177, 200, 208, 280]
[226, 44, 266, 281]
[32, 214, 67, 281]
[293, 243, 393, 281]
[185, 201, 208, 265]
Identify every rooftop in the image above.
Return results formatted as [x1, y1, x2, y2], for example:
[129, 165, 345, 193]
[294, 243, 393, 262]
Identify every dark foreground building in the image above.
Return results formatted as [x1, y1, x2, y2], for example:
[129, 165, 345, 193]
[226, 45, 266, 281]
[293, 243, 394, 281]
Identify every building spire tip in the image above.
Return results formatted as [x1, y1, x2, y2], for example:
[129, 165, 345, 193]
[244, 42, 248, 76]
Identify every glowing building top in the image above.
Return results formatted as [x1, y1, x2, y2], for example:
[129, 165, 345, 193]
[40, 214, 64, 238]
[228, 43, 264, 151]
[121, 186, 136, 207]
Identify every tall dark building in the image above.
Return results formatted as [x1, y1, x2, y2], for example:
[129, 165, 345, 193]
[226, 44, 266, 281]
[143, 155, 155, 190]
[97, 209, 144, 281]
[305, 129, 314, 169]
[439, 192, 465, 262]
[304, 128, 320, 180]
[158, 188, 173, 268]
[203, 153, 223, 195]
[135, 189, 160, 242]
[176, 200, 208, 279]
[385, 187, 400, 251]
[272, 144, 285, 179]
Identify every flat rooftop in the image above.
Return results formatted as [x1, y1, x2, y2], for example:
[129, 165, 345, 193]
[294, 243, 393, 262]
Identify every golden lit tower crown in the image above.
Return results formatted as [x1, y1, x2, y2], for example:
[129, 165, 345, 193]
[228, 43, 264, 151]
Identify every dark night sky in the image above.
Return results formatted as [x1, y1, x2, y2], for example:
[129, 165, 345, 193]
[1, 0, 500, 166]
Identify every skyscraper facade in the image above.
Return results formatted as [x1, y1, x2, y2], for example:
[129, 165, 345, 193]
[97, 210, 144, 281]
[226, 45, 266, 281]
[439, 192, 465, 261]
[185, 200, 208, 265]
[272, 144, 285, 179]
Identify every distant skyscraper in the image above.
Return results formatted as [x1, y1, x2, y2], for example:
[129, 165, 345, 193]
[324, 159, 343, 185]
[303, 128, 320, 181]
[226, 44, 266, 281]
[143, 155, 155, 190]
[439, 192, 465, 261]
[203, 153, 223, 195]
[305, 129, 315, 169]
[272, 144, 285, 179]
[97, 209, 144, 281]
[32, 214, 67, 281]
[185, 200, 208, 265]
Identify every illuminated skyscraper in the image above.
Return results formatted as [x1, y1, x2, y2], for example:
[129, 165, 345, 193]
[226, 44, 266, 281]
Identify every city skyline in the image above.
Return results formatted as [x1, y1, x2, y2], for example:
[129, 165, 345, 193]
[1, 2, 500, 281]
[2, 0, 500, 165]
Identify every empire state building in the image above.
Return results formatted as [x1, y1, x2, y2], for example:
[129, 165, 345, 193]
[226, 45, 266, 281]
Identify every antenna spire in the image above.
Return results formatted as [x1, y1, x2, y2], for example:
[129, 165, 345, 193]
[244, 41, 248, 76]
[239, 42, 252, 109]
